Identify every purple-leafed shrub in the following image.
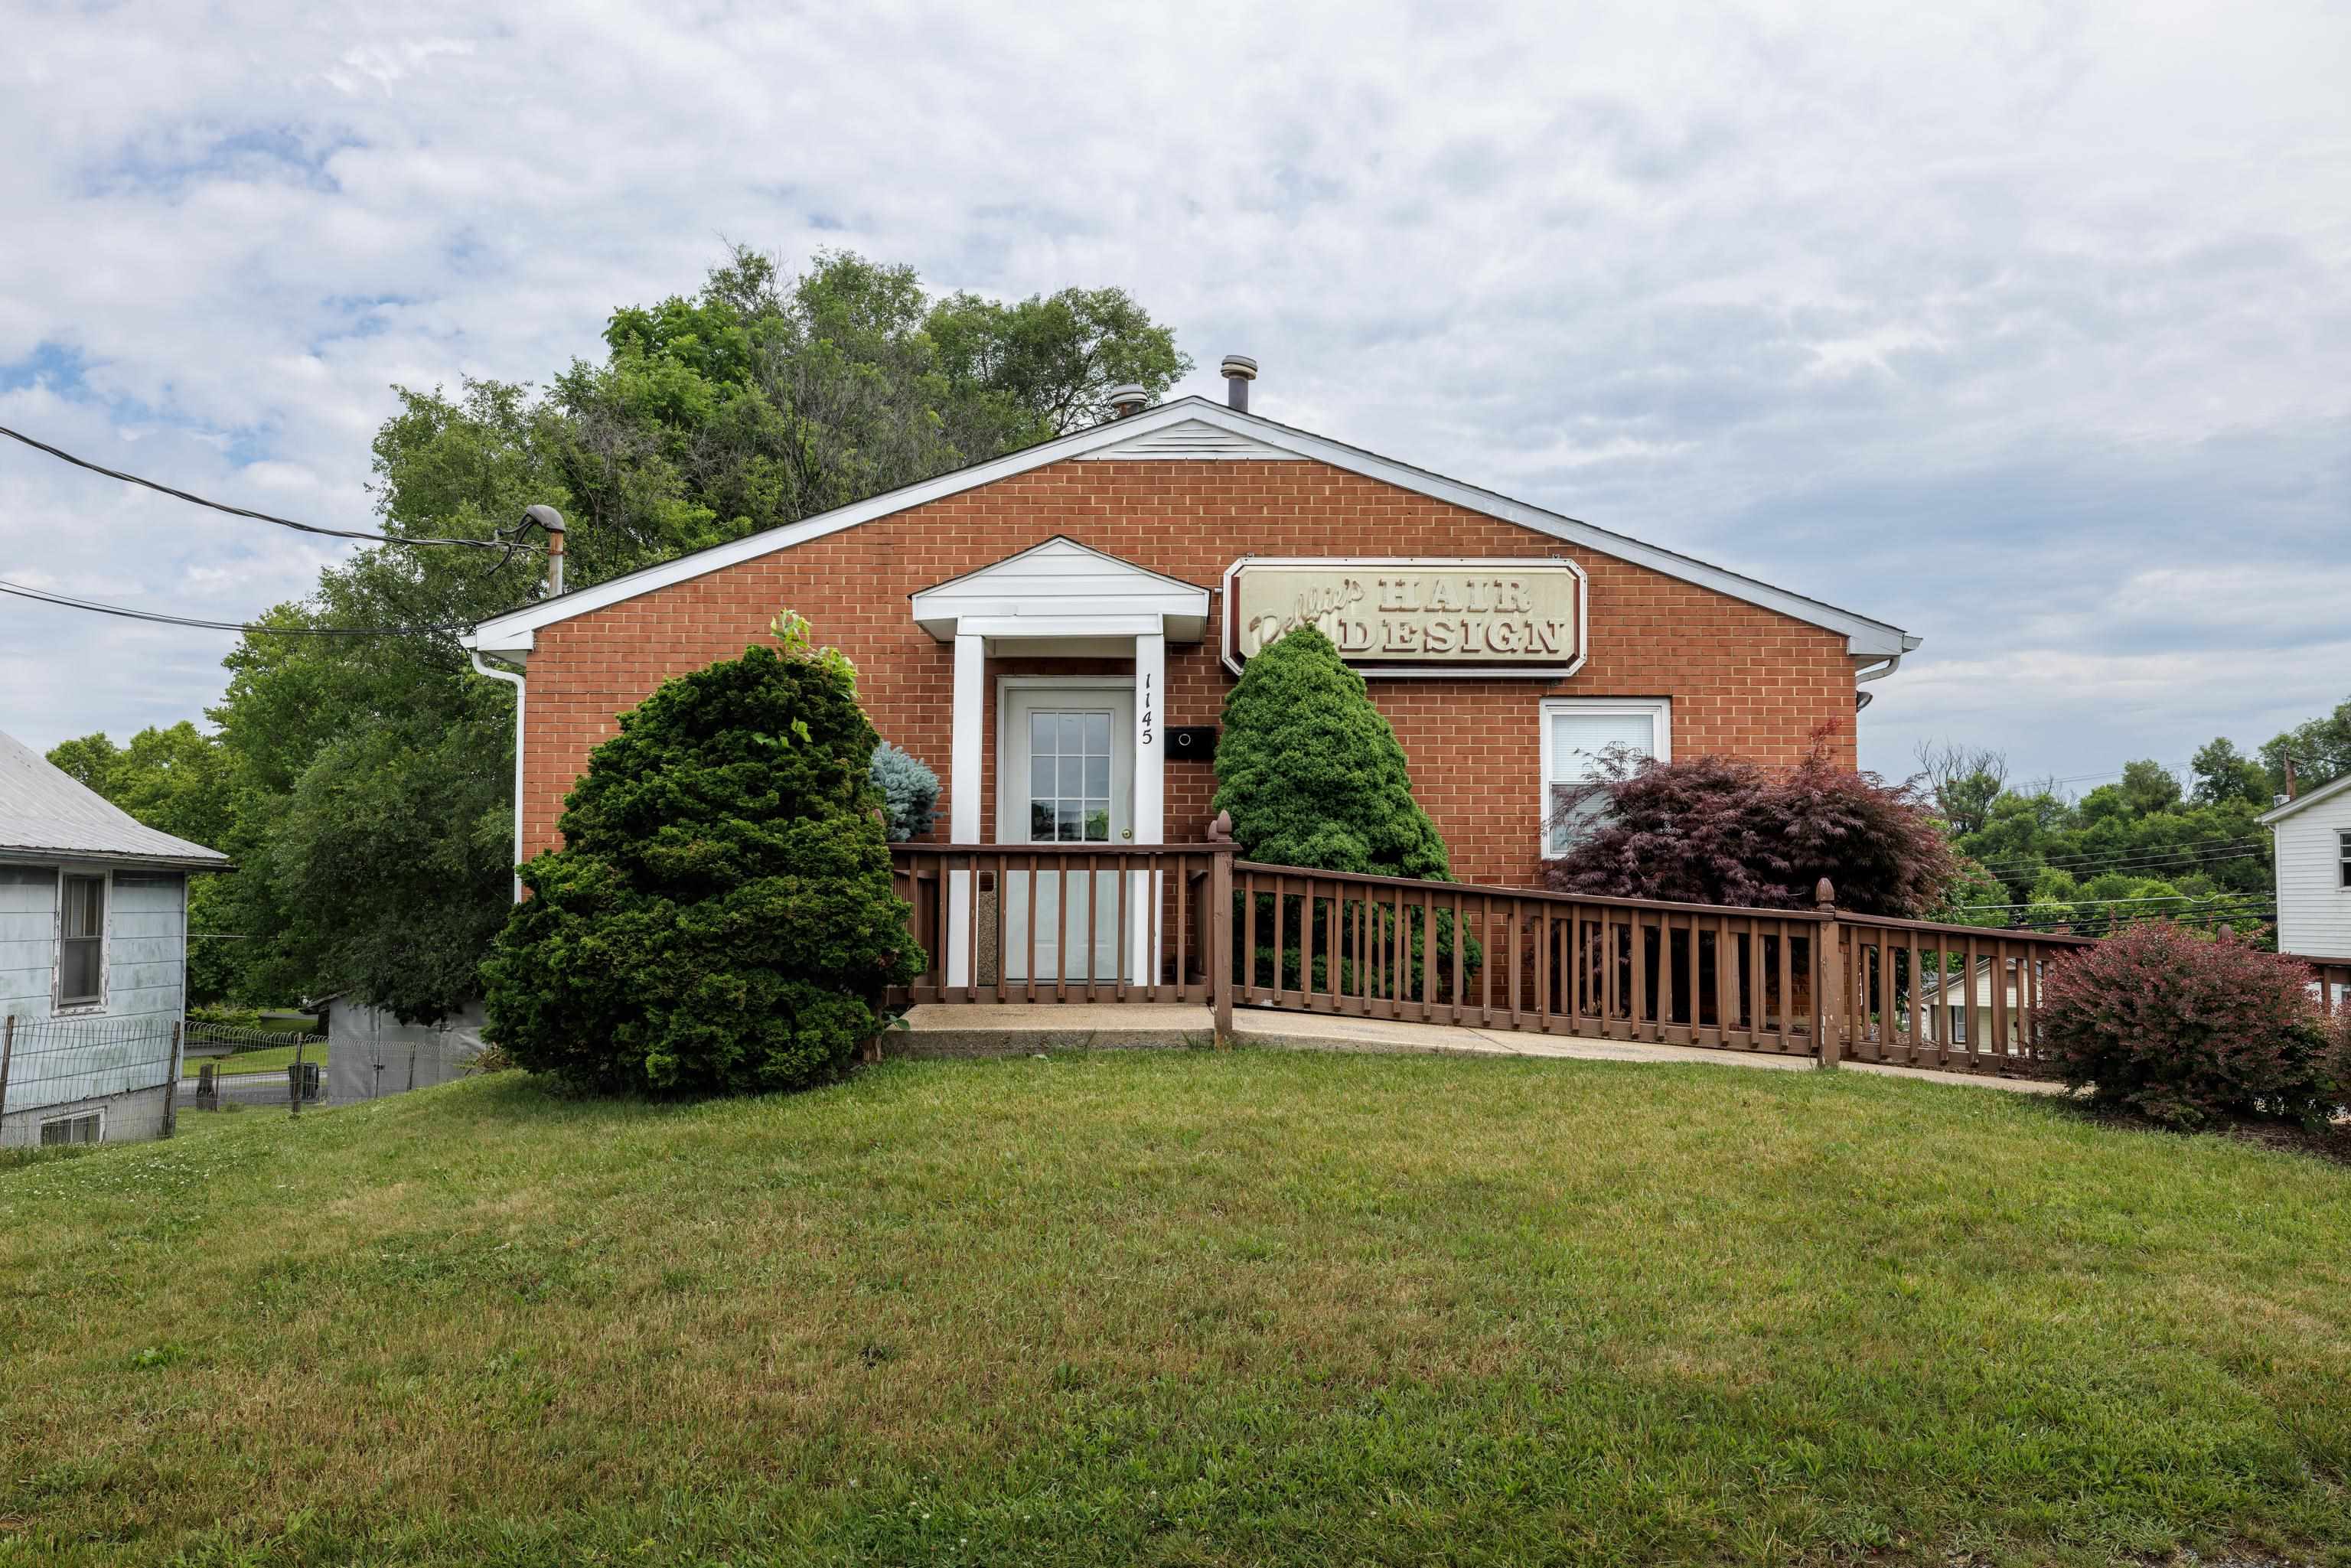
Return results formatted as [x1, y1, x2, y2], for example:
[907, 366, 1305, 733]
[2039, 922, 2338, 1128]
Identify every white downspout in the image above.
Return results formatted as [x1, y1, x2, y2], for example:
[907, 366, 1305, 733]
[467, 647, 528, 903]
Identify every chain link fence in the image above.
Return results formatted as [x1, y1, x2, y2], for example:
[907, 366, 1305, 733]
[0, 1013, 181, 1145]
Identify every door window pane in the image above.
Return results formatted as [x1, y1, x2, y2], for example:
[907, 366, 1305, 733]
[1022, 707, 1117, 843]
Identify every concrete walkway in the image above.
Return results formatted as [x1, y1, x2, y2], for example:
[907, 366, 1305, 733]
[892, 1002, 2063, 1095]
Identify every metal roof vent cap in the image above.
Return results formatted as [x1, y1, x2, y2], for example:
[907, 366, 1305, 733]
[1220, 354, 1257, 412]
[1105, 384, 1148, 419]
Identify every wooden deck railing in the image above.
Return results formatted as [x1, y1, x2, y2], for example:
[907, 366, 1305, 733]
[889, 843, 1229, 1010]
[888, 846, 2103, 1077]
[1831, 911, 2096, 1074]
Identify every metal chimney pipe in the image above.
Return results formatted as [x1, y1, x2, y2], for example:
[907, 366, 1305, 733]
[1105, 384, 1148, 419]
[1221, 354, 1257, 412]
[525, 504, 566, 597]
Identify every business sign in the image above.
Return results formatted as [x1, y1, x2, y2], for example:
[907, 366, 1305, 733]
[1221, 558, 1586, 677]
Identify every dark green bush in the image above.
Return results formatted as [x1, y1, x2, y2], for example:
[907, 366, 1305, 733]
[481, 618, 920, 1095]
[1212, 624, 1469, 997]
[1212, 624, 1451, 878]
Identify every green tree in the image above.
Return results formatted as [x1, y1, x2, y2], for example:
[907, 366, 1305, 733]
[1211, 624, 1451, 879]
[44, 723, 244, 1002]
[480, 619, 920, 1095]
[201, 247, 1187, 1022]
[2261, 696, 2351, 795]
[2190, 737, 2271, 806]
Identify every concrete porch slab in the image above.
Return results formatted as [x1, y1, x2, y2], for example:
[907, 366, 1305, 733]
[887, 1002, 2063, 1094]
[892, 1002, 1215, 1057]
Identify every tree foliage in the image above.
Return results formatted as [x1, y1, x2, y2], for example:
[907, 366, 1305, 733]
[481, 624, 920, 1095]
[165, 246, 1183, 1020]
[1545, 742, 1958, 918]
[43, 723, 242, 1002]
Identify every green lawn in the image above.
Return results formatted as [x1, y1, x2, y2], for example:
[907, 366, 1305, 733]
[181, 1042, 324, 1078]
[3, 1050, 2348, 1566]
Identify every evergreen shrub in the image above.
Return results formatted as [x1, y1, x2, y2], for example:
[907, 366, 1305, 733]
[481, 616, 920, 1095]
[1211, 625, 1467, 995]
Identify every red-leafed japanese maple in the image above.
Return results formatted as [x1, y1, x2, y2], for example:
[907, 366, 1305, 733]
[1543, 737, 1958, 917]
[2038, 924, 2338, 1128]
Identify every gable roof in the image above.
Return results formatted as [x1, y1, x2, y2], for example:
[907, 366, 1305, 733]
[909, 536, 1211, 643]
[2259, 770, 2351, 826]
[464, 396, 1918, 660]
[0, 730, 231, 870]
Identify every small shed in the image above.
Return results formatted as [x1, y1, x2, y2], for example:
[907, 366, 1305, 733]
[0, 729, 229, 1146]
[319, 995, 487, 1103]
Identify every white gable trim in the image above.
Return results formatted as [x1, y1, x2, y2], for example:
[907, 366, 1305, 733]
[2260, 771, 2351, 825]
[1076, 416, 1303, 461]
[463, 397, 1916, 658]
[910, 536, 1211, 644]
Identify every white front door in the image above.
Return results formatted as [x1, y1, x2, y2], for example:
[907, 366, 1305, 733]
[999, 684, 1134, 983]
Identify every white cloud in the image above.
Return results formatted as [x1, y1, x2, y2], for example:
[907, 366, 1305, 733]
[1, 0, 2346, 778]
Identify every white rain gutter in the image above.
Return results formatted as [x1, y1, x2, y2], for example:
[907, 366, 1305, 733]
[467, 647, 527, 903]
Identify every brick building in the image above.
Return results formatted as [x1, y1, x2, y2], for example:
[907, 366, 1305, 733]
[464, 369, 1916, 955]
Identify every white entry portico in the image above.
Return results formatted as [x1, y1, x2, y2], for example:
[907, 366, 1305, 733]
[910, 538, 1211, 987]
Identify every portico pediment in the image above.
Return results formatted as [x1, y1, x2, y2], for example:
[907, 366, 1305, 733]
[909, 537, 1211, 646]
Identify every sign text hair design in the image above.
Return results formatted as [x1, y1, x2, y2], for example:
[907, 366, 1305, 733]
[1221, 558, 1586, 678]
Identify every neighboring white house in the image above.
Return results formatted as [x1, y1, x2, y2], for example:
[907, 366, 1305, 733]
[2261, 772, 2351, 1011]
[0, 729, 229, 1147]
[2261, 773, 2351, 963]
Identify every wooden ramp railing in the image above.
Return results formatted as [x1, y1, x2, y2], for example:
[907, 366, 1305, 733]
[889, 846, 2101, 1077]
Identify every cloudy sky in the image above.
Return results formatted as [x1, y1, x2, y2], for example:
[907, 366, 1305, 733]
[3, 0, 2346, 787]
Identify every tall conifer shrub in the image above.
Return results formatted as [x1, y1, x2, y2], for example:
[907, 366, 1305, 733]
[1211, 624, 1466, 993]
[481, 615, 920, 1094]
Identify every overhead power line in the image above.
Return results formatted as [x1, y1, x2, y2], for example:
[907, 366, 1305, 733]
[1970, 836, 2270, 876]
[0, 423, 540, 553]
[0, 577, 465, 637]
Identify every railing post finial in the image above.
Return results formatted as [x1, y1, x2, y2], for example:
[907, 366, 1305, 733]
[1207, 810, 1236, 847]
[1815, 878, 1836, 912]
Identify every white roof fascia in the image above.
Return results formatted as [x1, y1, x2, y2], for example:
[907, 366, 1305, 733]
[469, 396, 1915, 658]
[2259, 770, 2351, 825]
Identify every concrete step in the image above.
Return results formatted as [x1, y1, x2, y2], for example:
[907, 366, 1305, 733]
[889, 1002, 1215, 1058]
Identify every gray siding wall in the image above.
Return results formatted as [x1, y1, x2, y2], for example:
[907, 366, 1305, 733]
[0, 864, 187, 1138]
[0, 866, 57, 1016]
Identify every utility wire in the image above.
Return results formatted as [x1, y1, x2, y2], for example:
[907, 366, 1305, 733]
[0, 424, 541, 553]
[0, 577, 468, 637]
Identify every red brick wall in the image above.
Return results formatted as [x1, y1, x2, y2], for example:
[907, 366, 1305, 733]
[521, 458, 1864, 888]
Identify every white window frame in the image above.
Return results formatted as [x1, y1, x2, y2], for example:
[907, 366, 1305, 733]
[1540, 698, 1672, 859]
[38, 1108, 104, 1146]
[2339, 830, 2350, 891]
[53, 865, 112, 1015]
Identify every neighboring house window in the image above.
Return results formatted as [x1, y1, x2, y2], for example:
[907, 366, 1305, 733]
[1542, 699, 1671, 857]
[57, 872, 106, 1009]
[40, 1110, 103, 1146]
[2340, 830, 2351, 890]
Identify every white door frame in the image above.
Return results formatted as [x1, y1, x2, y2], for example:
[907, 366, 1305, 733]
[943, 624, 1171, 988]
[997, 677, 1134, 985]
